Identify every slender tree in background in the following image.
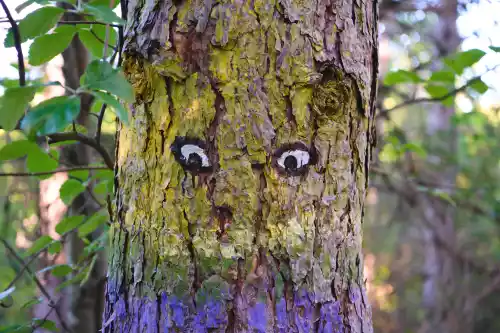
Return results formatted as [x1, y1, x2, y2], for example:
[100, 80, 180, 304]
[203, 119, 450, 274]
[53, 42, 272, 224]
[103, 0, 378, 331]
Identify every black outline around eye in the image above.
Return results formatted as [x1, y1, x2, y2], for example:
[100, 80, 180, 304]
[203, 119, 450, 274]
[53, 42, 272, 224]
[271, 142, 317, 176]
[171, 136, 213, 174]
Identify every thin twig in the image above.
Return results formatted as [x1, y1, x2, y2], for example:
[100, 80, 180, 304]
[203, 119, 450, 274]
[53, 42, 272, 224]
[0, 166, 108, 177]
[0, 0, 25, 86]
[46, 133, 114, 169]
[95, 103, 107, 145]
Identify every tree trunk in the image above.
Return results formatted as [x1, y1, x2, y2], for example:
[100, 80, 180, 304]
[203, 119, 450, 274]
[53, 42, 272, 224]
[103, 1, 378, 331]
[420, 1, 461, 332]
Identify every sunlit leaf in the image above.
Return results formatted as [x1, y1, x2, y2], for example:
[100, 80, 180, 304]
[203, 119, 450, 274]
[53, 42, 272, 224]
[78, 213, 107, 237]
[470, 79, 489, 94]
[425, 84, 454, 107]
[444, 49, 486, 75]
[0, 86, 37, 130]
[4, 7, 64, 47]
[81, 4, 125, 25]
[78, 25, 117, 58]
[383, 69, 421, 86]
[81, 60, 134, 102]
[429, 70, 455, 83]
[24, 235, 53, 257]
[59, 179, 86, 205]
[56, 215, 85, 235]
[0, 140, 38, 161]
[21, 96, 80, 135]
[92, 91, 129, 125]
[28, 26, 77, 66]
[47, 241, 62, 254]
[26, 148, 58, 178]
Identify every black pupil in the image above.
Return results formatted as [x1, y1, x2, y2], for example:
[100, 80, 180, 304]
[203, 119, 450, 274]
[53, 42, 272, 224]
[284, 155, 298, 170]
[187, 153, 202, 170]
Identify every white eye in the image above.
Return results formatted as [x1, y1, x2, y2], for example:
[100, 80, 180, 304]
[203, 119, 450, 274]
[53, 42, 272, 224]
[272, 143, 316, 176]
[276, 150, 310, 170]
[171, 137, 213, 173]
[180, 144, 211, 167]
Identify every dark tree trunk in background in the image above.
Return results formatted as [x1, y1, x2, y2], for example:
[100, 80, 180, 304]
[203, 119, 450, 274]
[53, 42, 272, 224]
[420, 1, 462, 333]
[103, 1, 379, 331]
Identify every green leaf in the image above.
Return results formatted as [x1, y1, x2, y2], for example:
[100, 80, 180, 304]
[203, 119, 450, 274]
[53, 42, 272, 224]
[92, 91, 129, 125]
[0, 324, 27, 333]
[78, 213, 107, 237]
[59, 179, 86, 205]
[78, 25, 117, 58]
[383, 69, 421, 86]
[0, 140, 38, 161]
[402, 142, 427, 158]
[28, 26, 77, 66]
[444, 49, 486, 75]
[93, 180, 112, 196]
[429, 70, 455, 83]
[0, 86, 37, 130]
[82, 4, 125, 24]
[425, 84, 455, 107]
[81, 60, 134, 103]
[21, 298, 42, 309]
[489, 46, 500, 52]
[26, 149, 58, 175]
[24, 235, 52, 257]
[4, 7, 64, 47]
[470, 79, 489, 94]
[47, 241, 62, 254]
[39, 264, 73, 277]
[32, 319, 58, 332]
[69, 169, 89, 181]
[0, 287, 15, 302]
[52, 265, 73, 277]
[56, 269, 87, 291]
[56, 215, 85, 235]
[21, 96, 80, 135]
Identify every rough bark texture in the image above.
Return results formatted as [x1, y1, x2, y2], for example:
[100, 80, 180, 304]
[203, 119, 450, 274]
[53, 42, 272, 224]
[104, 0, 378, 332]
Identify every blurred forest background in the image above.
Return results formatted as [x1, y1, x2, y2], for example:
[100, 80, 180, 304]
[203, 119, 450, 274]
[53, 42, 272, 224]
[1, 0, 500, 332]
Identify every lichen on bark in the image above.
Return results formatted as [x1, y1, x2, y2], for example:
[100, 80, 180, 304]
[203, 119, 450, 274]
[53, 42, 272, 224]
[104, 0, 378, 332]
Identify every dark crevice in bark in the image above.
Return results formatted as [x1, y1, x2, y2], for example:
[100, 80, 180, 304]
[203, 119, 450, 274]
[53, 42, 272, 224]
[184, 209, 200, 294]
[159, 129, 166, 155]
[164, 77, 175, 136]
[284, 94, 297, 129]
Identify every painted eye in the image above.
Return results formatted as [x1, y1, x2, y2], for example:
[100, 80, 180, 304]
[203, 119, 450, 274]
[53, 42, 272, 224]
[171, 137, 212, 174]
[272, 142, 316, 176]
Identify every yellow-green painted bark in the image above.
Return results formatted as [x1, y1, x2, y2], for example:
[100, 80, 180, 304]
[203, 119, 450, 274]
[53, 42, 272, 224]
[104, 0, 378, 332]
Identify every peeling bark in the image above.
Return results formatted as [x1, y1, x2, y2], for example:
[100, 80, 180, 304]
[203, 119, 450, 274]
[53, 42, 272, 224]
[104, 1, 378, 331]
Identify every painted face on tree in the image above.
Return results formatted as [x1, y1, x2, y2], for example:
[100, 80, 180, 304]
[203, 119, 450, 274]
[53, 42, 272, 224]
[171, 137, 316, 177]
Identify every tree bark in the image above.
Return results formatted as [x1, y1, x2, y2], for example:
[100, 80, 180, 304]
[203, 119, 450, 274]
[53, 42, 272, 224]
[104, 1, 378, 331]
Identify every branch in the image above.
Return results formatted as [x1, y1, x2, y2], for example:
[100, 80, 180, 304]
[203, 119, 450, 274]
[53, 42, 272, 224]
[380, 77, 480, 115]
[0, 166, 108, 177]
[0, 0, 25, 86]
[95, 103, 107, 145]
[46, 133, 114, 169]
